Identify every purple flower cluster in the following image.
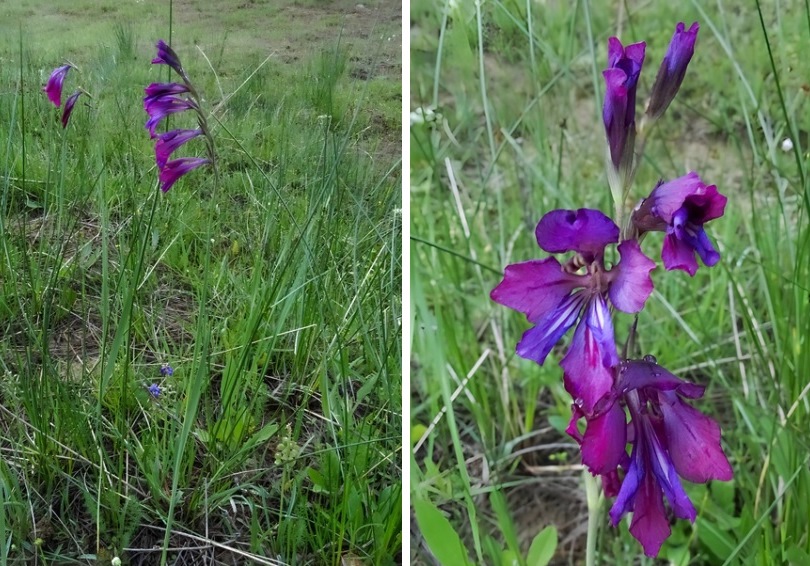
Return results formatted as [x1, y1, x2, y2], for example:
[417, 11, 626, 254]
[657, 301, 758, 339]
[42, 64, 83, 128]
[148, 362, 174, 398]
[492, 22, 732, 557]
[144, 40, 212, 192]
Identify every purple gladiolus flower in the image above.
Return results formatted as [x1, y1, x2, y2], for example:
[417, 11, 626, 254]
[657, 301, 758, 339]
[159, 157, 210, 192]
[646, 22, 700, 120]
[491, 209, 656, 413]
[568, 357, 732, 557]
[152, 39, 184, 76]
[603, 39, 646, 170]
[144, 95, 198, 138]
[144, 82, 190, 108]
[159, 363, 174, 377]
[61, 91, 81, 128]
[632, 172, 727, 276]
[43, 64, 72, 107]
[155, 129, 203, 168]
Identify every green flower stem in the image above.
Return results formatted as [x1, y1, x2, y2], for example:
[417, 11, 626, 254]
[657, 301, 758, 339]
[585, 470, 603, 566]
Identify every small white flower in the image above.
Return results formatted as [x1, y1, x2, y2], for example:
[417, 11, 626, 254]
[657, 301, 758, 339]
[112, 558, 122, 566]
[410, 106, 439, 126]
[781, 137, 794, 152]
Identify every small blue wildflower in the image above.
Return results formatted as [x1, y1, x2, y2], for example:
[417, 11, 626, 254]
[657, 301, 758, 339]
[148, 383, 161, 397]
[160, 363, 174, 377]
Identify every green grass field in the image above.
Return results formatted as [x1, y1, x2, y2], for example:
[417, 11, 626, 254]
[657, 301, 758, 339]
[410, 1, 810, 564]
[0, 1, 401, 564]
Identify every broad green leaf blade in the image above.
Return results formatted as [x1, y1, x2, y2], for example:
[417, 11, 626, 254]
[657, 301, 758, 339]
[526, 525, 557, 566]
[413, 497, 472, 566]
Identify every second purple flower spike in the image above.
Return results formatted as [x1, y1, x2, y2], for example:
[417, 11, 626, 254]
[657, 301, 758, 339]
[144, 40, 213, 193]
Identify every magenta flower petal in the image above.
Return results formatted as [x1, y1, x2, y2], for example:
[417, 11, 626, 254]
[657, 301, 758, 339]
[560, 297, 618, 413]
[643, 418, 696, 521]
[659, 391, 733, 483]
[665, 208, 721, 274]
[608, 240, 656, 313]
[155, 128, 203, 168]
[152, 39, 184, 76]
[646, 22, 699, 120]
[662, 233, 699, 275]
[516, 292, 584, 365]
[580, 400, 627, 474]
[490, 258, 582, 322]
[159, 157, 210, 192]
[535, 208, 619, 260]
[627, 471, 671, 557]
[43, 64, 72, 107]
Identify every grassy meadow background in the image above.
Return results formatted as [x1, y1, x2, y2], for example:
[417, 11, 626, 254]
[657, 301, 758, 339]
[410, 0, 810, 564]
[0, 0, 401, 564]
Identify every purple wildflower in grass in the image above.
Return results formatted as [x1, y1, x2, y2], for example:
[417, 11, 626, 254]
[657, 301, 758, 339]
[148, 383, 161, 397]
[603, 38, 646, 171]
[155, 129, 203, 168]
[646, 22, 700, 121]
[159, 157, 211, 193]
[491, 208, 656, 413]
[61, 91, 81, 128]
[144, 94, 198, 138]
[567, 357, 733, 557]
[152, 39, 185, 77]
[43, 64, 72, 107]
[159, 363, 174, 377]
[632, 172, 727, 276]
